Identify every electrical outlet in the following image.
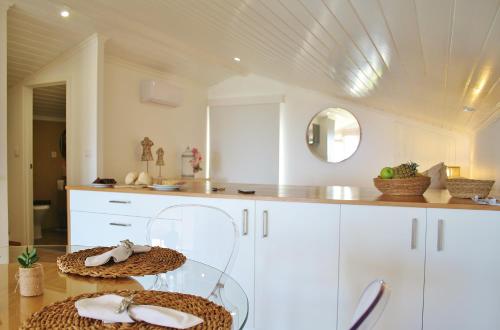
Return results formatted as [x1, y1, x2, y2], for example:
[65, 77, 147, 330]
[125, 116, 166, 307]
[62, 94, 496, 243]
[51, 151, 57, 158]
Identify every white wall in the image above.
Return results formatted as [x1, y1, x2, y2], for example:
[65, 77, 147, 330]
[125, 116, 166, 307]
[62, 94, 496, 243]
[7, 34, 103, 244]
[210, 103, 280, 184]
[102, 57, 208, 181]
[209, 74, 471, 187]
[0, 2, 10, 247]
[471, 115, 500, 190]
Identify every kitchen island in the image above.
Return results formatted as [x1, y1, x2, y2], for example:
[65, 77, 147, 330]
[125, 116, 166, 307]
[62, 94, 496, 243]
[67, 183, 500, 330]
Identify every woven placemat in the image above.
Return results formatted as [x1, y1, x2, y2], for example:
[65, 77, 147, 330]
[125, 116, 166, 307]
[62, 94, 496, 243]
[57, 246, 186, 278]
[22, 290, 232, 330]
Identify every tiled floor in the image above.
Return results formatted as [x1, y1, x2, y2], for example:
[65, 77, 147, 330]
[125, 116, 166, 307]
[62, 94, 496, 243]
[34, 229, 67, 245]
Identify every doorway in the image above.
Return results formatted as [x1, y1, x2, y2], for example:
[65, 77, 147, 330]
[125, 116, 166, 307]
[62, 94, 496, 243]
[32, 84, 67, 245]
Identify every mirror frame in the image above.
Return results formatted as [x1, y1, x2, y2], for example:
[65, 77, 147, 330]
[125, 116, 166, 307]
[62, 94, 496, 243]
[305, 107, 362, 163]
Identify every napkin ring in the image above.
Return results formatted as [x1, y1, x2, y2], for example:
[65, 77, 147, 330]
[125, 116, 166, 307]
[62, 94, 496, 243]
[120, 239, 134, 251]
[116, 294, 135, 314]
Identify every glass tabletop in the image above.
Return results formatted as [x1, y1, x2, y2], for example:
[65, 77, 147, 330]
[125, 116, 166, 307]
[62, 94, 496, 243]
[0, 245, 248, 330]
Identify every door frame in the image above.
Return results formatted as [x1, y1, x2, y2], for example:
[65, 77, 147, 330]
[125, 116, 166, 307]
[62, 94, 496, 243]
[21, 81, 69, 244]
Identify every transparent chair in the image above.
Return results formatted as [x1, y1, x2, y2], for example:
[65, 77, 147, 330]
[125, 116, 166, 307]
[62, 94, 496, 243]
[146, 204, 241, 325]
[348, 280, 390, 330]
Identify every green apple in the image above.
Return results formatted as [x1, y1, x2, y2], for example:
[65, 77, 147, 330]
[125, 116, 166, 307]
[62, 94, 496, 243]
[380, 167, 394, 179]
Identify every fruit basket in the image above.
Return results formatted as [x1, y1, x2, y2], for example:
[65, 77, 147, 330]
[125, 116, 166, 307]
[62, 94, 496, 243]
[446, 178, 495, 198]
[373, 175, 431, 196]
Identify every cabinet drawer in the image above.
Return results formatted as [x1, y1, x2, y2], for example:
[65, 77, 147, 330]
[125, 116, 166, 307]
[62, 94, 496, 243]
[69, 190, 180, 218]
[70, 211, 148, 246]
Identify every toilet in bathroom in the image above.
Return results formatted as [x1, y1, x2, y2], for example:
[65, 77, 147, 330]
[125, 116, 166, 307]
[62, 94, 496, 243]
[33, 200, 50, 240]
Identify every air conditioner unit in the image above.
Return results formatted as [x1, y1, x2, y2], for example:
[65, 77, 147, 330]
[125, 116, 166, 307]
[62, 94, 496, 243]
[140, 80, 183, 107]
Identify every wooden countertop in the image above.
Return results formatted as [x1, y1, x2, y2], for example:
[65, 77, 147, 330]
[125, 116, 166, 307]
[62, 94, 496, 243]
[67, 182, 500, 211]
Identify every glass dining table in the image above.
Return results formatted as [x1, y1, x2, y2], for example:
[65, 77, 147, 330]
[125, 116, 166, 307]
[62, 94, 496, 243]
[0, 245, 248, 329]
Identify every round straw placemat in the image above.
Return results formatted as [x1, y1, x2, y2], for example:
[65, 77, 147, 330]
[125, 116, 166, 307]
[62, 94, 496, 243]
[21, 290, 232, 330]
[57, 246, 186, 278]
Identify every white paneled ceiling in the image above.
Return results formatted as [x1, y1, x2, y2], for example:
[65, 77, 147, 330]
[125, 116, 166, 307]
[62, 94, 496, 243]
[33, 84, 66, 120]
[7, 3, 92, 87]
[7, 0, 500, 132]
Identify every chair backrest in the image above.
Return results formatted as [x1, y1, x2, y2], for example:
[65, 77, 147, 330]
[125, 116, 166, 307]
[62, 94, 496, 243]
[349, 280, 390, 330]
[146, 204, 239, 274]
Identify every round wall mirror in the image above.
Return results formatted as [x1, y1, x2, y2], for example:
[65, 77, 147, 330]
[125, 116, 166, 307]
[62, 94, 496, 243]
[306, 107, 361, 163]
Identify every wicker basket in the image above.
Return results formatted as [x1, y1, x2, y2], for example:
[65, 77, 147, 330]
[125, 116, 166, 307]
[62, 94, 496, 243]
[446, 178, 495, 198]
[373, 176, 431, 196]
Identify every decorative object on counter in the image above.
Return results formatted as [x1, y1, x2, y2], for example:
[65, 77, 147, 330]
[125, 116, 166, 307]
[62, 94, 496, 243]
[306, 107, 361, 163]
[125, 171, 139, 185]
[136, 171, 153, 185]
[238, 189, 256, 195]
[156, 147, 165, 179]
[84, 239, 151, 267]
[422, 162, 447, 189]
[446, 178, 495, 199]
[181, 146, 203, 178]
[472, 196, 500, 206]
[191, 147, 203, 173]
[140, 137, 154, 172]
[446, 165, 461, 178]
[181, 147, 194, 177]
[393, 161, 419, 178]
[149, 180, 185, 191]
[22, 290, 231, 330]
[91, 177, 117, 188]
[211, 187, 226, 192]
[17, 246, 44, 297]
[373, 176, 431, 196]
[57, 246, 186, 278]
[374, 161, 431, 196]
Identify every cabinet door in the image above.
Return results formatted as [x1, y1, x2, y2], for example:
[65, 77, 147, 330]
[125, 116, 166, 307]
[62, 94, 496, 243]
[338, 205, 426, 330]
[255, 201, 340, 330]
[180, 197, 256, 329]
[424, 209, 500, 330]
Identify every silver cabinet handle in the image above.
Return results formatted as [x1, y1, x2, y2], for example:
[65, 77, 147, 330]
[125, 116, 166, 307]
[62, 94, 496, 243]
[262, 210, 269, 238]
[109, 200, 131, 204]
[437, 219, 444, 251]
[411, 218, 418, 250]
[242, 209, 249, 236]
[109, 222, 132, 227]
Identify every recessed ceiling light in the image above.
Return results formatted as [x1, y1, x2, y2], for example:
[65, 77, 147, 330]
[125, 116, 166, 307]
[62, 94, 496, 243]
[60, 10, 70, 17]
[233, 57, 241, 62]
[463, 106, 475, 112]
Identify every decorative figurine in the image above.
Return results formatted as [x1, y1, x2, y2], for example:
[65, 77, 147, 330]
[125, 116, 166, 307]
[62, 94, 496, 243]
[156, 147, 165, 179]
[140, 137, 154, 172]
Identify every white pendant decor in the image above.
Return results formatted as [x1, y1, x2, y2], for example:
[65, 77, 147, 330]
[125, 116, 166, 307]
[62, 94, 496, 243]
[181, 147, 194, 178]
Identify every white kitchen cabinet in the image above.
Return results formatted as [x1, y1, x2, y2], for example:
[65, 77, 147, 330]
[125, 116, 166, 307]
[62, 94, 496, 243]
[424, 209, 500, 330]
[254, 201, 340, 330]
[338, 205, 426, 330]
[70, 192, 256, 329]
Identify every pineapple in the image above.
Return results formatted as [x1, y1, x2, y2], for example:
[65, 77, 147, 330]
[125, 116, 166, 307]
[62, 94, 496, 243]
[393, 161, 419, 179]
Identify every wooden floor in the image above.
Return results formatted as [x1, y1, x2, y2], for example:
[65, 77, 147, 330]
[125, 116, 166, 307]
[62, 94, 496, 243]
[34, 229, 67, 246]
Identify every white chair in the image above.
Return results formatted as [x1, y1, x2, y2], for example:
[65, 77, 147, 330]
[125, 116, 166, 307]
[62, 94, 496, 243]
[146, 204, 241, 326]
[349, 280, 390, 330]
[146, 204, 239, 274]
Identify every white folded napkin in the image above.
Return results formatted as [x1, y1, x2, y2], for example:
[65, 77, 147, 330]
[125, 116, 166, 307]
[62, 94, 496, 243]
[85, 240, 152, 267]
[75, 294, 203, 329]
